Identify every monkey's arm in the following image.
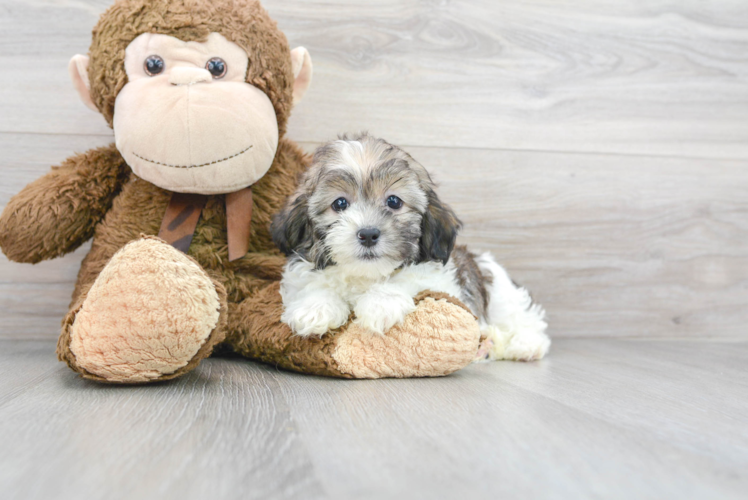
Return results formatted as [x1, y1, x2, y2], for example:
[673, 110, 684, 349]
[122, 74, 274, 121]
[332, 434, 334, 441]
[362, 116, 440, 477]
[0, 144, 129, 263]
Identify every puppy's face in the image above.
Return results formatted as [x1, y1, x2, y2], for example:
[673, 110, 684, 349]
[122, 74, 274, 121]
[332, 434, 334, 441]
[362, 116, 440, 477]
[272, 134, 461, 277]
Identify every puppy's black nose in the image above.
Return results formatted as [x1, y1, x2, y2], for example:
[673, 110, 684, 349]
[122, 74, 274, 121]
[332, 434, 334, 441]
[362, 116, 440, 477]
[357, 227, 380, 247]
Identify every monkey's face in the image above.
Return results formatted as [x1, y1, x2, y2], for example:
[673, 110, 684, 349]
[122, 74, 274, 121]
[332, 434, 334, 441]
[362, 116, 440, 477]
[112, 33, 278, 195]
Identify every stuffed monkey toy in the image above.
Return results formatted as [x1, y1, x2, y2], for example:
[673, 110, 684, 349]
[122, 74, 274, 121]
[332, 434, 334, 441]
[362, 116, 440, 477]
[0, 0, 480, 383]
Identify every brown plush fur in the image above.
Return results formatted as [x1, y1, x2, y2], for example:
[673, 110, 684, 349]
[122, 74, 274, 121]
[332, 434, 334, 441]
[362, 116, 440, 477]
[226, 280, 351, 378]
[0, 144, 129, 263]
[50, 138, 317, 380]
[0, 0, 480, 382]
[69, 138, 306, 307]
[225, 286, 479, 378]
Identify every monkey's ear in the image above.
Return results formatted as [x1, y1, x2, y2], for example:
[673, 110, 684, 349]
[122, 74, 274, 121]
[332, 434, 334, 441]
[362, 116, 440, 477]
[418, 190, 462, 265]
[68, 55, 98, 112]
[271, 194, 313, 258]
[290, 47, 313, 105]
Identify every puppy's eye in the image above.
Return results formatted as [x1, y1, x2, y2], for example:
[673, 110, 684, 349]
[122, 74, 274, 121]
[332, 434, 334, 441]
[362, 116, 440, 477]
[386, 195, 403, 210]
[144, 55, 165, 76]
[206, 57, 227, 79]
[332, 197, 349, 212]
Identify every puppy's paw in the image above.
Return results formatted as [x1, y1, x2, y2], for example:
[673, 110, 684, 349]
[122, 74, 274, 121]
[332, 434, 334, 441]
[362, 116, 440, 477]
[503, 330, 551, 361]
[482, 325, 550, 362]
[353, 291, 417, 335]
[282, 295, 350, 337]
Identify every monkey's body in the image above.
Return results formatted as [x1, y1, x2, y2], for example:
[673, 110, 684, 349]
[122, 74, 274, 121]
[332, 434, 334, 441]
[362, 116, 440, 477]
[0, 0, 483, 383]
[67, 140, 306, 307]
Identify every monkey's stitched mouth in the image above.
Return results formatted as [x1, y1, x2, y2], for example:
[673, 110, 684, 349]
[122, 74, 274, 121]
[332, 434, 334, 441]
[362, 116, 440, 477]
[132, 145, 253, 169]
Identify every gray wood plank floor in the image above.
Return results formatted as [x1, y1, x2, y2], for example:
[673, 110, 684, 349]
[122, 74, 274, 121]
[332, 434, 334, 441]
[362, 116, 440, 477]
[1, 338, 746, 500]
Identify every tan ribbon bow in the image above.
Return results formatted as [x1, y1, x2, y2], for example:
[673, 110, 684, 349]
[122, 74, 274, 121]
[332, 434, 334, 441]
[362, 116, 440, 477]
[158, 186, 253, 262]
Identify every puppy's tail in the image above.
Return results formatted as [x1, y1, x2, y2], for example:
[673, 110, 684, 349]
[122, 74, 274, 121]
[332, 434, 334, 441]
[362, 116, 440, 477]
[473, 253, 550, 362]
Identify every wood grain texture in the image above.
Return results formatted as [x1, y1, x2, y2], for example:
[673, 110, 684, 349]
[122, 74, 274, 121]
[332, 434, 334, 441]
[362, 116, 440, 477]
[0, 340, 326, 500]
[1, 0, 747, 158]
[0, 338, 746, 499]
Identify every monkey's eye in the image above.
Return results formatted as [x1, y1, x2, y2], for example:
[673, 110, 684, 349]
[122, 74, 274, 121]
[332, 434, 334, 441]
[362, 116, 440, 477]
[386, 195, 403, 210]
[144, 55, 165, 76]
[332, 197, 349, 212]
[206, 57, 227, 79]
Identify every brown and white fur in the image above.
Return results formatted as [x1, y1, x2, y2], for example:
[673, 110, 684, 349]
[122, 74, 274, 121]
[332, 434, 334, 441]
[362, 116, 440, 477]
[271, 134, 549, 361]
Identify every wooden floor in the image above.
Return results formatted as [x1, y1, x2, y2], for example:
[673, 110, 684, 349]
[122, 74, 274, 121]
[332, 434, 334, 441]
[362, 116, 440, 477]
[0, 338, 745, 500]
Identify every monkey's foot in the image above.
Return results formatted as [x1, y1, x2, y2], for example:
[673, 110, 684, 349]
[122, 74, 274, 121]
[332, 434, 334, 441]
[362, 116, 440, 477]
[59, 237, 227, 383]
[330, 291, 481, 378]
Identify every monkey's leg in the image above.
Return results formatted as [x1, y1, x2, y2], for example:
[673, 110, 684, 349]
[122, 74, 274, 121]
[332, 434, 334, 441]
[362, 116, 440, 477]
[226, 283, 481, 379]
[57, 237, 227, 383]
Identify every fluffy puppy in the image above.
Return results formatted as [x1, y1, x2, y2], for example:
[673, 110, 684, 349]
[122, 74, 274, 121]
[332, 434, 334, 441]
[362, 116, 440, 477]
[271, 133, 549, 361]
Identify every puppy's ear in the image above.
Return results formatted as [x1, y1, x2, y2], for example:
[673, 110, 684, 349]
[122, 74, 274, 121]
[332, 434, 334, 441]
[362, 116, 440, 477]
[271, 194, 313, 257]
[418, 190, 462, 265]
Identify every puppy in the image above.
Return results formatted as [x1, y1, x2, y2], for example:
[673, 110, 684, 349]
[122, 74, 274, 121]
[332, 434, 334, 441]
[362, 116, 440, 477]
[271, 133, 549, 361]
